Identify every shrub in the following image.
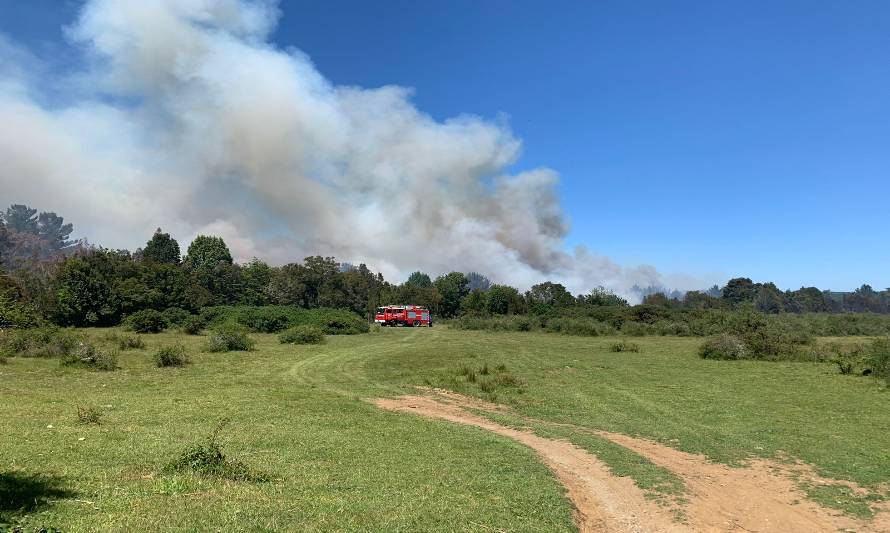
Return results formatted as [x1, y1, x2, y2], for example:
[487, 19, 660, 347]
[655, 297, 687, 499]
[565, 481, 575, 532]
[545, 317, 614, 336]
[0, 356, 7, 365]
[166, 419, 268, 482]
[181, 316, 206, 335]
[126, 309, 168, 333]
[835, 360, 855, 375]
[205, 323, 255, 352]
[118, 335, 145, 350]
[154, 345, 190, 367]
[76, 406, 102, 425]
[62, 343, 118, 371]
[610, 341, 641, 353]
[865, 338, 890, 384]
[200, 306, 369, 335]
[278, 325, 325, 345]
[699, 334, 748, 360]
[1, 326, 82, 358]
[162, 307, 191, 326]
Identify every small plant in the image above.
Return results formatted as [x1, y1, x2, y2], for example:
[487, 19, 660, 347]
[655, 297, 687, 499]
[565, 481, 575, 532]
[205, 323, 255, 353]
[182, 315, 206, 335]
[154, 345, 190, 368]
[126, 309, 169, 333]
[496, 363, 507, 372]
[61, 343, 118, 371]
[835, 359, 855, 375]
[610, 341, 641, 353]
[466, 370, 477, 383]
[76, 406, 102, 425]
[2, 326, 82, 358]
[278, 325, 325, 345]
[458, 366, 471, 376]
[479, 379, 496, 393]
[480, 363, 490, 375]
[865, 338, 890, 384]
[118, 335, 146, 350]
[0, 356, 7, 365]
[166, 419, 268, 482]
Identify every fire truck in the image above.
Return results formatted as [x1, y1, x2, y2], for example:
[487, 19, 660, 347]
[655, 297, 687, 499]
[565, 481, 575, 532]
[375, 305, 432, 327]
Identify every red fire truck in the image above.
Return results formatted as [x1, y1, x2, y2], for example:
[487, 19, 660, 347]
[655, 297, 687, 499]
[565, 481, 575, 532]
[375, 305, 433, 327]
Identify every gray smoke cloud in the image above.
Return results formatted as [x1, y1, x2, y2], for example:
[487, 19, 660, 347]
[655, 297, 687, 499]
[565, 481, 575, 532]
[0, 0, 712, 297]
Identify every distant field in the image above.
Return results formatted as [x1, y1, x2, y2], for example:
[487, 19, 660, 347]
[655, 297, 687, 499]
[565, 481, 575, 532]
[2, 327, 888, 531]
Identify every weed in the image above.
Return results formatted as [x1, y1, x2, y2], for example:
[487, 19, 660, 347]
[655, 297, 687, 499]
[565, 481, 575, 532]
[480, 363, 490, 375]
[76, 406, 102, 425]
[118, 335, 146, 350]
[0, 356, 6, 365]
[479, 379, 495, 393]
[166, 419, 268, 482]
[496, 363, 507, 372]
[835, 359, 855, 375]
[466, 370, 477, 383]
[610, 341, 641, 353]
[154, 345, 190, 368]
[61, 343, 118, 371]
[279, 325, 325, 345]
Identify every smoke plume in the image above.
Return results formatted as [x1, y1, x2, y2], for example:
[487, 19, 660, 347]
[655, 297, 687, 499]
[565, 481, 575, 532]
[0, 0, 707, 297]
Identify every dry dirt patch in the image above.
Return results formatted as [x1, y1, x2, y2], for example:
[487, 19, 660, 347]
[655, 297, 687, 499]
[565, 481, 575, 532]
[372, 391, 889, 533]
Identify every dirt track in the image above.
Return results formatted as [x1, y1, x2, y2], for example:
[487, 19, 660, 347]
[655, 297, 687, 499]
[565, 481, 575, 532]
[372, 391, 890, 533]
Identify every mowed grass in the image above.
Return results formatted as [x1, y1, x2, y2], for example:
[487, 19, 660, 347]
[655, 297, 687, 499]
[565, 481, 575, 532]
[2, 326, 889, 529]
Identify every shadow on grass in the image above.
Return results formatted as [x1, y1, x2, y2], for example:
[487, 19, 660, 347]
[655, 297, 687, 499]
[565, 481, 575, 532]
[0, 471, 76, 523]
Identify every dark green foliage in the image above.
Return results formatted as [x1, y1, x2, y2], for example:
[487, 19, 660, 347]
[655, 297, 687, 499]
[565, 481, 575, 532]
[835, 360, 855, 375]
[203, 306, 368, 335]
[205, 323, 255, 352]
[61, 343, 118, 371]
[161, 307, 190, 326]
[166, 420, 268, 482]
[433, 272, 469, 318]
[117, 335, 145, 350]
[610, 341, 641, 353]
[526, 282, 575, 314]
[699, 334, 748, 360]
[544, 317, 614, 336]
[0, 295, 39, 329]
[126, 309, 168, 333]
[154, 345, 190, 367]
[142, 228, 180, 264]
[485, 284, 525, 315]
[864, 339, 890, 384]
[406, 271, 432, 288]
[1, 326, 82, 358]
[279, 325, 325, 345]
[181, 315, 206, 335]
[76, 406, 102, 425]
[184, 235, 232, 267]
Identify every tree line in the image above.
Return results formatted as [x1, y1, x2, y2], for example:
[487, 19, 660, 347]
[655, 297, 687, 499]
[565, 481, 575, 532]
[1, 203, 888, 328]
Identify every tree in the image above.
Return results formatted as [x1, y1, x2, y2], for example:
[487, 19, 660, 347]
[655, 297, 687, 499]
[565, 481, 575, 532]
[581, 286, 628, 307]
[465, 272, 492, 292]
[642, 292, 674, 308]
[526, 281, 575, 314]
[4, 205, 38, 234]
[184, 235, 232, 267]
[406, 271, 432, 288]
[36, 212, 75, 252]
[722, 278, 758, 306]
[143, 228, 181, 264]
[753, 282, 787, 314]
[434, 272, 469, 318]
[486, 284, 525, 315]
[461, 289, 488, 315]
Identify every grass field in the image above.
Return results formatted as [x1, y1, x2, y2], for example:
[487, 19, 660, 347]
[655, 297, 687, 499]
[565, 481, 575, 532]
[2, 327, 889, 531]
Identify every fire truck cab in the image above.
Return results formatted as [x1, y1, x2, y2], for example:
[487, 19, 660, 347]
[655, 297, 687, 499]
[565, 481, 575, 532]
[375, 305, 432, 327]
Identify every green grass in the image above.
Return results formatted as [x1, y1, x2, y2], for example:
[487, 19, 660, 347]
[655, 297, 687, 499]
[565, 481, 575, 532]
[2, 326, 889, 529]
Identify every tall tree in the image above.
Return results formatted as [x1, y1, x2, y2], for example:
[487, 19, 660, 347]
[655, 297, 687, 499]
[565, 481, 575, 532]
[142, 228, 181, 264]
[433, 272, 469, 318]
[465, 272, 492, 292]
[4, 205, 38, 234]
[526, 281, 575, 313]
[406, 271, 432, 288]
[36, 212, 75, 251]
[184, 235, 233, 267]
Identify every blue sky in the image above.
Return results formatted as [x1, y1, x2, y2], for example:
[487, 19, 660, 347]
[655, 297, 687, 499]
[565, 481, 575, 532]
[3, 0, 889, 291]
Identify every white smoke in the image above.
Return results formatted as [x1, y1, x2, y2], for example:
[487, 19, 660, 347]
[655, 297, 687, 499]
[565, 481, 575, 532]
[0, 0, 711, 298]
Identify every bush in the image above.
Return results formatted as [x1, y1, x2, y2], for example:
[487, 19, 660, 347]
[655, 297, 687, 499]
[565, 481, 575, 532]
[182, 316, 206, 335]
[200, 306, 369, 335]
[118, 335, 145, 350]
[126, 309, 168, 333]
[154, 344, 190, 367]
[699, 334, 748, 360]
[0, 295, 40, 328]
[610, 341, 641, 353]
[865, 338, 890, 384]
[205, 323, 255, 352]
[545, 317, 614, 336]
[162, 307, 191, 326]
[279, 325, 325, 345]
[62, 343, 118, 371]
[76, 406, 102, 425]
[1, 326, 83, 358]
[166, 420, 268, 482]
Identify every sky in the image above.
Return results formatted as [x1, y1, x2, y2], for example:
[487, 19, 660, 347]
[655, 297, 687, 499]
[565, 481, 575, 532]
[1, 0, 889, 292]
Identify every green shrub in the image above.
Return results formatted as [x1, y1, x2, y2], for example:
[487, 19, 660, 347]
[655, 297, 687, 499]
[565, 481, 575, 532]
[278, 325, 325, 345]
[61, 343, 118, 371]
[117, 335, 145, 350]
[181, 315, 206, 335]
[154, 345, 190, 367]
[126, 309, 168, 333]
[609, 341, 641, 353]
[205, 323, 255, 352]
[199, 306, 369, 335]
[545, 317, 614, 336]
[162, 307, 191, 326]
[865, 338, 890, 384]
[699, 334, 748, 360]
[166, 419, 268, 482]
[1, 326, 82, 358]
[0, 295, 40, 328]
